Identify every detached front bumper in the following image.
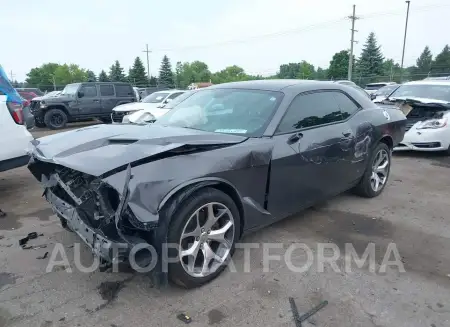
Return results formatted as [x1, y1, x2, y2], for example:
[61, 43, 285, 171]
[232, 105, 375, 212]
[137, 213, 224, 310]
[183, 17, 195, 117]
[46, 190, 132, 264]
[394, 127, 450, 152]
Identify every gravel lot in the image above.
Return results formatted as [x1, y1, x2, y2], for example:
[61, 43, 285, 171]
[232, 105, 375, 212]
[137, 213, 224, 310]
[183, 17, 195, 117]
[1, 125, 450, 327]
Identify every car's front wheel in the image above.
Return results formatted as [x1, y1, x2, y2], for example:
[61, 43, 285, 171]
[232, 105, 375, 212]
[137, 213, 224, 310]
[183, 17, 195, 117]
[354, 142, 391, 198]
[44, 108, 68, 129]
[167, 188, 240, 288]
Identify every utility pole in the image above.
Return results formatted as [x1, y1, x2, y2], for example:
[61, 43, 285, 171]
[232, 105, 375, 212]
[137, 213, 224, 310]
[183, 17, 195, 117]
[142, 44, 152, 85]
[347, 5, 359, 81]
[400, 1, 411, 81]
[9, 70, 15, 82]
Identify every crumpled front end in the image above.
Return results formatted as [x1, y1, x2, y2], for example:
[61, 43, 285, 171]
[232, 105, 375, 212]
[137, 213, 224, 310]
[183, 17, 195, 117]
[28, 157, 155, 267]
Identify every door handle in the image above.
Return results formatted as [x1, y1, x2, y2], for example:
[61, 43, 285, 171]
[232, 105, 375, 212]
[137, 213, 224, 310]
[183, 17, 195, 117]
[342, 131, 352, 137]
[287, 132, 303, 144]
[93, 99, 100, 102]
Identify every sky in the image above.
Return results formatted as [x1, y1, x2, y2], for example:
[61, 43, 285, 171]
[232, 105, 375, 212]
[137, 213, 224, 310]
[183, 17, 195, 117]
[2, 0, 450, 81]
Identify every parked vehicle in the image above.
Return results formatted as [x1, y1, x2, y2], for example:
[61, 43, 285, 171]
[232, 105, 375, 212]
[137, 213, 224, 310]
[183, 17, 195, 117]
[30, 82, 136, 129]
[0, 65, 33, 172]
[15, 87, 44, 96]
[28, 80, 406, 288]
[365, 82, 397, 95]
[127, 90, 196, 124]
[111, 90, 185, 123]
[370, 84, 400, 103]
[389, 80, 450, 154]
[17, 91, 38, 104]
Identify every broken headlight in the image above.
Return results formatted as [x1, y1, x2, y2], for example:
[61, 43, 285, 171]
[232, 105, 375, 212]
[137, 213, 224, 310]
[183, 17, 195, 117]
[417, 118, 447, 129]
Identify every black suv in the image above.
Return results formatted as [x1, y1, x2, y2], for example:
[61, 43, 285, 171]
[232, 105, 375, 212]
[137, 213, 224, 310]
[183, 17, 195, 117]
[30, 82, 136, 129]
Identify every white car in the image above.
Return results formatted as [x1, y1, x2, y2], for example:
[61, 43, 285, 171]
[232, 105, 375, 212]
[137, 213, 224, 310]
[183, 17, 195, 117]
[111, 90, 185, 123]
[365, 82, 397, 95]
[391, 80, 450, 154]
[371, 84, 400, 103]
[0, 66, 34, 172]
[127, 90, 196, 124]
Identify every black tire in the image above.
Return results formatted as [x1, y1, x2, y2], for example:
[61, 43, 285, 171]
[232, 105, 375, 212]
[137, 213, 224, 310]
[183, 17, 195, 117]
[167, 187, 241, 289]
[34, 116, 46, 128]
[444, 145, 450, 156]
[44, 108, 68, 129]
[353, 142, 391, 198]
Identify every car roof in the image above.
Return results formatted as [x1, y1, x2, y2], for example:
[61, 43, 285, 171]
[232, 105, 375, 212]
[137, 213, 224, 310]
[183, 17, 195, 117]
[209, 79, 351, 92]
[402, 80, 450, 86]
[366, 82, 397, 86]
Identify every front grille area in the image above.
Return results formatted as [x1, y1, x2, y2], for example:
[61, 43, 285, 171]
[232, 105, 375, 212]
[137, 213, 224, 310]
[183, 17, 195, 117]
[112, 111, 126, 123]
[30, 100, 40, 114]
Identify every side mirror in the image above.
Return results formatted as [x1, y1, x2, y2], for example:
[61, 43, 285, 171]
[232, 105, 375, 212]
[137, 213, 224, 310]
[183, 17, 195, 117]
[370, 93, 376, 100]
[164, 98, 172, 104]
[77, 91, 84, 98]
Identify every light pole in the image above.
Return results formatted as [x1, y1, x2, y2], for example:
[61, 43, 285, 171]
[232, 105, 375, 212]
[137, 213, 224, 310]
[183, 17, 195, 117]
[400, 0, 411, 81]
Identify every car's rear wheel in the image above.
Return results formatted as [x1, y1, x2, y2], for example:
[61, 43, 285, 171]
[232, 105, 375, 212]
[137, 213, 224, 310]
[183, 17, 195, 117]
[353, 143, 391, 198]
[44, 108, 68, 129]
[167, 188, 240, 288]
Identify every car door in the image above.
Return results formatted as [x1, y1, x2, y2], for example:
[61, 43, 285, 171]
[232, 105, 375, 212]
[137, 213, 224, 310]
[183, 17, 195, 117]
[99, 84, 116, 114]
[77, 84, 100, 116]
[267, 91, 353, 219]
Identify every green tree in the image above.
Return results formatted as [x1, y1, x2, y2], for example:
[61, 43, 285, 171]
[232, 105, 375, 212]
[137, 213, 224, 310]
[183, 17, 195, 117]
[128, 57, 148, 86]
[149, 75, 158, 87]
[212, 65, 248, 84]
[416, 46, 433, 76]
[315, 67, 329, 80]
[25, 63, 60, 91]
[175, 61, 212, 88]
[382, 59, 403, 82]
[356, 32, 384, 80]
[53, 64, 88, 86]
[328, 50, 350, 79]
[98, 70, 109, 82]
[277, 63, 301, 79]
[86, 70, 97, 82]
[109, 60, 127, 82]
[297, 61, 315, 79]
[158, 55, 174, 87]
[431, 45, 450, 75]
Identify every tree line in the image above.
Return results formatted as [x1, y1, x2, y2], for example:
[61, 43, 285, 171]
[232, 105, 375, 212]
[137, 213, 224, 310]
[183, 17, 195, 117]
[17, 33, 450, 91]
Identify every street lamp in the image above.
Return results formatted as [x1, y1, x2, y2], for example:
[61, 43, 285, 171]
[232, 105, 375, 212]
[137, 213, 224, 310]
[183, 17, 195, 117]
[400, 0, 411, 81]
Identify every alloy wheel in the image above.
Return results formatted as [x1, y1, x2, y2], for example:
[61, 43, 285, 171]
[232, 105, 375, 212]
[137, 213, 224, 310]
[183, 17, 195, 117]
[370, 149, 389, 192]
[179, 202, 235, 278]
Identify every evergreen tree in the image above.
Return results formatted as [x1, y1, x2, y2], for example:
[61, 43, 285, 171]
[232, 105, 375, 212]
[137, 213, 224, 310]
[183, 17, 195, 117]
[128, 57, 148, 86]
[356, 33, 384, 78]
[149, 76, 157, 87]
[98, 70, 109, 82]
[158, 55, 174, 87]
[108, 60, 127, 82]
[431, 45, 450, 75]
[416, 46, 433, 75]
[86, 70, 97, 82]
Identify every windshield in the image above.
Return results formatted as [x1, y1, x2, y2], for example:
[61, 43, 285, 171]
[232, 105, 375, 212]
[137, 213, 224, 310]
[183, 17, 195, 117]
[154, 88, 283, 137]
[60, 83, 80, 95]
[365, 83, 389, 91]
[389, 84, 450, 102]
[374, 84, 398, 96]
[142, 92, 170, 103]
[164, 91, 195, 109]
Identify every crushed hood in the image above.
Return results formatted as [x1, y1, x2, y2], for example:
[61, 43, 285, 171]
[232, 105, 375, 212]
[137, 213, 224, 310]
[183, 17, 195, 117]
[390, 96, 450, 105]
[113, 102, 160, 112]
[29, 124, 247, 176]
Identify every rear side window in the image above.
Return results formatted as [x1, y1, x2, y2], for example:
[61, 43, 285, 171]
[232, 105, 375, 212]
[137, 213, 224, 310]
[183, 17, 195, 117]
[115, 85, 134, 97]
[167, 92, 184, 100]
[333, 92, 360, 119]
[100, 84, 114, 96]
[80, 85, 97, 97]
[276, 91, 342, 133]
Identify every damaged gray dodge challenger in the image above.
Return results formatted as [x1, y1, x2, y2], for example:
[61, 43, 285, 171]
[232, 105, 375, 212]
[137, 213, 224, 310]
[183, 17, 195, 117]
[28, 80, 406, 288]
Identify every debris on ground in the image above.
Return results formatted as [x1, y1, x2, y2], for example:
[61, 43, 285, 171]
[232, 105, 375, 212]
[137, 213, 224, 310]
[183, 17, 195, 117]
[36, 252, 49, 260]
[176, 313, 192, 324]
[0, 236, 4, 240]
[19, 232, 43, 246]
[0, 209, 6, 218]
[22, 244, 48, 250]
[289, 297, 328, 326]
